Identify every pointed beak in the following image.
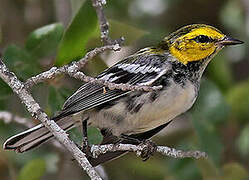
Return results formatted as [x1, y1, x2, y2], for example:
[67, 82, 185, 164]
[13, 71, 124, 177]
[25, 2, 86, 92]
[217, 36, 244, 46]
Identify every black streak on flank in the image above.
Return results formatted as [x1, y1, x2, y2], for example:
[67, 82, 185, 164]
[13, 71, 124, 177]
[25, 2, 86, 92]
[102, 112, 125, 125]
[126, 92, 145, 114]
[149, 91, 159, 102]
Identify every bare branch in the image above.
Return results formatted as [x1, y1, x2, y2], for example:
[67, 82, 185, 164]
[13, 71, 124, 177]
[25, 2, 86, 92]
[91, 0, 124, 45]
[0, 59, 102, 180]
[0, 111, 34, 128]
[25, 45, 118, 89]
[90, 144, 208, 160]
[24, 45, 162, 91]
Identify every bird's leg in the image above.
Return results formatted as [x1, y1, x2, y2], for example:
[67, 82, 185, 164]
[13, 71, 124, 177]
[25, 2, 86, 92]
[81, 117, 92, 157]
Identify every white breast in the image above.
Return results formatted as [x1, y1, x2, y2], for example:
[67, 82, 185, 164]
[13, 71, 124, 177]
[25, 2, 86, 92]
[89, 80, 197, 136]
[129, 80, 197, 134]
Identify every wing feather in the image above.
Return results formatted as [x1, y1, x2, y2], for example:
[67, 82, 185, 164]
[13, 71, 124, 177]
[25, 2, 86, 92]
[53, 53, 170, 120]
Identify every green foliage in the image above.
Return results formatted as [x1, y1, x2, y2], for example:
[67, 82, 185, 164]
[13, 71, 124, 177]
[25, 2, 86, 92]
[191, 79, 228, 165]
[18, 159, 46, 180]
[2, 45, 36, 80]
[126, 158, 167, 180]
[87, 126, 103, 144]
[1, 0, 249, 179]
[220, 0, 244, 33]
[168, 158, 202, 180]
[207, 54, 233, 92]
[25, 23, 64, 59]
[69, 126, 103, 145]
[109, 20, 148, 45]
[48, 87, 68, 115]
[221, 163, 249, 180]
[236, 124, 249, 156]
[55, 0, 98, 66]
[196, 159, 219, 179]
[226, 80, 249, 122]
[0, 79, 11, 99]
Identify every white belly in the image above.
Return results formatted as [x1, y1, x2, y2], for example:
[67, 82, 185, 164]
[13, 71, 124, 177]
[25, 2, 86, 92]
[88, 80, 197, 136]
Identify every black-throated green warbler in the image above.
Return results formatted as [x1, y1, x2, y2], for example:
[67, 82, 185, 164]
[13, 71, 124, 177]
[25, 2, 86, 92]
[3, 24, 243, 166]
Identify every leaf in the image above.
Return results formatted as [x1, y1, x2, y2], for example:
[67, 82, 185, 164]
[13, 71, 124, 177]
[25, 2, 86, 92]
[55, 0, 98, 66]
[83, 56, 108, 76]
[48, 87, 68, 116]
[2, 45, 38, 80]
[207, 54, 233, 92]
[18, 159, 46, 180]
[88, 126, 103, 145]
[127, 158, 168, 180]
[109, 20, 148, 45]
[192, 79, 229, 125]
[191, 79, 227, 165]
[88, 19, 148, 47]
[68, 128, 83, 145]
[0, 79, 12, 98]
[221, 163, 249, 180]
[195, 159, 219, 180]
[236, 124, 249, 156]
[69, 126, 103, 145]
[226, 80, 249, 122]
[168, 158, 202, 180]
[3, 45, 32, 66]
[220, 0, 244, 33]
[25, 23, 64, 58]
[70, 0, 86, 17]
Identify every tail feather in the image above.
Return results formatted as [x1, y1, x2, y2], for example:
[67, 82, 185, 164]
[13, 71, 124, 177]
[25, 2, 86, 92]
[88, 151, 128, 167]
[3, 117, 75, 153]
[4, 118, 173, 166]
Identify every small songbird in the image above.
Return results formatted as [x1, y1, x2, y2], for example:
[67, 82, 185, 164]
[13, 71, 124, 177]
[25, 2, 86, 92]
[3, 24, 243, 166]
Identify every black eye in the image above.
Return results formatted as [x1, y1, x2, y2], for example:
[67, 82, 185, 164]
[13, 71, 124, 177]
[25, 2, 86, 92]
[193, 35, 212, 43]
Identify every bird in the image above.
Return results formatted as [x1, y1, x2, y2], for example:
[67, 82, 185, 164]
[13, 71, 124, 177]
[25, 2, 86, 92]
[3, 24, 243, 166]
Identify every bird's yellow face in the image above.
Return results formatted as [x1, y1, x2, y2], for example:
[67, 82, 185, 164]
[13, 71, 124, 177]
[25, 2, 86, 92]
[166, 24, 243, 65]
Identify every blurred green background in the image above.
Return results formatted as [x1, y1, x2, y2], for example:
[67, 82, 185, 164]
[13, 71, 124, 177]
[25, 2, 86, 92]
[0, 0, 249, 179]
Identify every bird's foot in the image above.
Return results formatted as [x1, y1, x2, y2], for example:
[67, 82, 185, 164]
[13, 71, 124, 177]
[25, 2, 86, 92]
[138, 139, 157, 161]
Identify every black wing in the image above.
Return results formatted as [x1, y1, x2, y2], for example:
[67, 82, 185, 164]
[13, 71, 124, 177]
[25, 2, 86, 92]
[53, 52, 170, 120]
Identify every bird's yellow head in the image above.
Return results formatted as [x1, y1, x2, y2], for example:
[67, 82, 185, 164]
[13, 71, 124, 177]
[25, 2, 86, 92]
[163, 24, 243, 65]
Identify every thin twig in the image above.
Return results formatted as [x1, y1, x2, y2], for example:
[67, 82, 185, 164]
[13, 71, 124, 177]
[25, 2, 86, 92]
[0, 59, 102, 180]
[0, 111, 69, 152]
[0, 111, 34, 128]
[25, 45, 118, 89]
[91, 0, 124, 45]
[91, 144, 208, 159]
[24, 45, 162, 91]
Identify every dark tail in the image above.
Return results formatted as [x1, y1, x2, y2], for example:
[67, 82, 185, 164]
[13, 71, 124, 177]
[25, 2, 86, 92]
[4, 116, 172, 166]
[3, 117, 75, 153]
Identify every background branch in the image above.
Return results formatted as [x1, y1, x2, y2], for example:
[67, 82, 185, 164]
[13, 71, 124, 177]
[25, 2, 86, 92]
[0, 59, 102, 180]
[91, 0, 124, 45]
[25, 45, 162, 91]
[0, 111, 34, 128]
